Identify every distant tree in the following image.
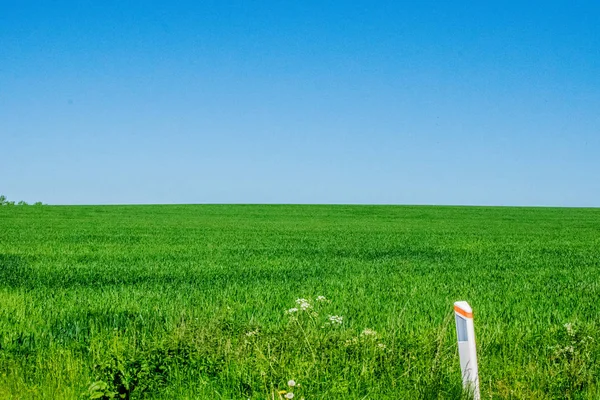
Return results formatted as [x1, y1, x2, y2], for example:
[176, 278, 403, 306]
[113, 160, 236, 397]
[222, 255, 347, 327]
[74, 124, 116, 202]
[34, 201, 43, 206]
[6, 201, 15, 206]
[17, 200, 28, 206]
[0, 195, 6, 205]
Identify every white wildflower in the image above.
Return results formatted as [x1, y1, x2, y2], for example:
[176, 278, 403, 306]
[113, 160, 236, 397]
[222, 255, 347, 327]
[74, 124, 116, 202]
[377, 343, 387, 350]
[361, 328, 377, 337]
[285, 392, 294, 399]
[287, 308, 298, 314]
[316, 295, 327, 302]
[295, 298, 311, 310]
[328, 315, 343, 324]
[245, 329, 259, 337]
[287, 380, 296, 387]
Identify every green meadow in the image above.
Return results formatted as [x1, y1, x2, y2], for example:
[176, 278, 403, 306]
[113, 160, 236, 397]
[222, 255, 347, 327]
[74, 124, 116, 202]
[0, 205, 599, 399]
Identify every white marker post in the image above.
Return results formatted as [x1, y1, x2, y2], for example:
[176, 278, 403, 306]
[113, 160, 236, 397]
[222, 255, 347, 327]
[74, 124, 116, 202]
[454, 301, 480, 400]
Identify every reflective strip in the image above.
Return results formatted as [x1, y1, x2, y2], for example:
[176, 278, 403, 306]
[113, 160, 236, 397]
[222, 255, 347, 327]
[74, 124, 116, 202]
[454, 305, 473, 319]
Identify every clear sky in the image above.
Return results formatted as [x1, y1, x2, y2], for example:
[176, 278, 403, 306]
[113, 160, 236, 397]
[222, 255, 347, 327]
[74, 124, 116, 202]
[1, 1, 599, 206]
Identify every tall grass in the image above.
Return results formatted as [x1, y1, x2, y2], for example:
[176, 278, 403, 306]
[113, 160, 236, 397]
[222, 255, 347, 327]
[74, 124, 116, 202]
[0, 205, 599, 398]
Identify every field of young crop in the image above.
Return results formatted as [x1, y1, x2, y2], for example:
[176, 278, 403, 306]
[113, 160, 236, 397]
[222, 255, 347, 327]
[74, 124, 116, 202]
[0, 205, 599, 399]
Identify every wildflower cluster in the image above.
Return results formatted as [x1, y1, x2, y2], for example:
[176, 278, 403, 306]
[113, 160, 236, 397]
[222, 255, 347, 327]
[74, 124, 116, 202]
[285, 296, 329, 318]
[549, 321, 595, 364]
[361, 328, 377, 337]
[245, 328, 259, 337]
[296, 298, 312, 311]
[344, 327, 387, 351]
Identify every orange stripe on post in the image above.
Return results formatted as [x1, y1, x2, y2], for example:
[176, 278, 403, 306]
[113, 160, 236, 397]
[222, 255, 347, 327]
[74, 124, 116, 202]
[454, 305, 473, 319]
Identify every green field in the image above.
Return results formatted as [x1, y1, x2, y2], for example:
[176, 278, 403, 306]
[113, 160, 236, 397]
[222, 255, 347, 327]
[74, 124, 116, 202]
[0, 205, 599, 399]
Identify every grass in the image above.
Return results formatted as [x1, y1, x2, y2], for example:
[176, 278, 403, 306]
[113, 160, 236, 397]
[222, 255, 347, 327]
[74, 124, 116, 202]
[0, 204, 599, 399]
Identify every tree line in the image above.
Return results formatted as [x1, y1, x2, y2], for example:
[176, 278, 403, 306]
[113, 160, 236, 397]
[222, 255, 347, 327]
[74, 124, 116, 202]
[0, 195, 44, 206]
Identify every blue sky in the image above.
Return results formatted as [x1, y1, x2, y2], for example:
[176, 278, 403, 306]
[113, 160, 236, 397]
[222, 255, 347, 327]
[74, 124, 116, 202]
[1, 1, 599, 206]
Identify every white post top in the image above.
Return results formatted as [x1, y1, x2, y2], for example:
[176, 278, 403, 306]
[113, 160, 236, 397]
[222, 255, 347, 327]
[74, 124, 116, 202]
[454, 301, 473, 318]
